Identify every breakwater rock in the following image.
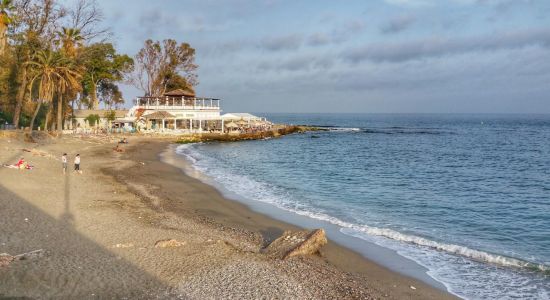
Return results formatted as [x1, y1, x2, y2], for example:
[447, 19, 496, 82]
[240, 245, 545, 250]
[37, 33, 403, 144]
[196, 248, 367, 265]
[175, 125, 321, 144]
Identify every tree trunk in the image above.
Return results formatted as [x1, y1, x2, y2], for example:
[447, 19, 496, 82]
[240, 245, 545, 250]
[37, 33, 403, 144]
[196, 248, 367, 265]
[91, 82, 98, 109]
[29, 101, 42, 135]
[12, 67, 28, 128]
[56, 94, 63, 133]
[44, 106, 51, 132]
[0, 22, 7, 56]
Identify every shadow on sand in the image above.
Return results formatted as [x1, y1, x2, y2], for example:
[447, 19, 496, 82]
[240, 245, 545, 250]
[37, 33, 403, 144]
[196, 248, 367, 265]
[0, 178, 181, 299]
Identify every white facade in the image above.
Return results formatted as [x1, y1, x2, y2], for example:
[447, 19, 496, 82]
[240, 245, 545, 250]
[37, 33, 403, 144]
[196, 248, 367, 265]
[127, 96, 223, 132]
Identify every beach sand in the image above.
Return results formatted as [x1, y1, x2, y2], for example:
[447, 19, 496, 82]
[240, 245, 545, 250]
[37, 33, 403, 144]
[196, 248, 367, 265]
[0, 133, 457, 299]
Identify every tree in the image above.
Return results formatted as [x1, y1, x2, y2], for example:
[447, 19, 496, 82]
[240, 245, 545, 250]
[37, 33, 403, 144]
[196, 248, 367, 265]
[0, 0, 15, 55]
[80, 42, 133, 109]
[26, 49, 82, 133]
[10, 0, 65, 128]
[67, 0, 109, 41]
[55, 26, 83, 132]
[84, 113, 98, 127]
[97, 81, 123, 109]
[57, 27, 83, 57]
[131, 39, 198, 96]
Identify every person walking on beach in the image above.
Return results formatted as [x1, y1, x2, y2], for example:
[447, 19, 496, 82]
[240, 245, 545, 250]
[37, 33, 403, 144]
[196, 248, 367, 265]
[74, 154, 81, 174]
[62, 153, 68, 174]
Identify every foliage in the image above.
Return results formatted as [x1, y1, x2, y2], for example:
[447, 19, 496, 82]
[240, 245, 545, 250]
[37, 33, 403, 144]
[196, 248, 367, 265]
[80, 42, 133, 109]
[131, 39, 197, 96]
[56, 27, 83, 58]
[84, 113, 99, 125]
[97, 81, 123, 109]
[0, 0, 198, 131]
[103, 109, 115, 121]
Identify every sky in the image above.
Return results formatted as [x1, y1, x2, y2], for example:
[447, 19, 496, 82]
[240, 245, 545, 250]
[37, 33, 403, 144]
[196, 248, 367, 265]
[95, 0, 550, 113]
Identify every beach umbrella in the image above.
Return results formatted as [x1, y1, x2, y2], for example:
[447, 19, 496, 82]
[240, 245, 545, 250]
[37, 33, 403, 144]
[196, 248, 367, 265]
[236, 119, 248, 126]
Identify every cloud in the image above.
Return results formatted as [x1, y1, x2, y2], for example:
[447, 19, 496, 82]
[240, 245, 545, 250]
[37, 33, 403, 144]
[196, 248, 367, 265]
[259, 34, 303, 51]
[307, 33, 331, 46]
[342, 27, 550, 63]
[384, 0, 433, 6]
[380, 14, 416, 34]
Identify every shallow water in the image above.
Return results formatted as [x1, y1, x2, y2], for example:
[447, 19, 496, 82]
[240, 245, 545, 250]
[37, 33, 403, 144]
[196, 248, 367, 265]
[175, 113, 550, 299]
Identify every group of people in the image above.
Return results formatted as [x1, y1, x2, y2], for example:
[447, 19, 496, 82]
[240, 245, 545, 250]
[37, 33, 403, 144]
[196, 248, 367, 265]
[61, 153, 81, 174]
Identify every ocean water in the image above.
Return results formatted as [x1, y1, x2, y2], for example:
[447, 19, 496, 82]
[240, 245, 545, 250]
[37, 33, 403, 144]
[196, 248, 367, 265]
[175, 114, 550, 299]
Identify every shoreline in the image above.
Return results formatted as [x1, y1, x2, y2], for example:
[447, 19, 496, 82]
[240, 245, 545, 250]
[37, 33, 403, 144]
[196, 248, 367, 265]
[163, 143, 451, 290]
[0, 134, 457, 299]
[121, 138, 457, 299]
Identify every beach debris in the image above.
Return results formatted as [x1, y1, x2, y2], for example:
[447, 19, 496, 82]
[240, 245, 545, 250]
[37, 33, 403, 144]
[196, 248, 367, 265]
[0, 254, 15, 267]
[0, 249, 45, 267]
[263, 229, 328, 259]
[21, 148, 57, 160]
[154, 239, 186, 248]
[113, 145, 125, 152]
[410, 286, 417, 290]
[111, 243, 134, 248]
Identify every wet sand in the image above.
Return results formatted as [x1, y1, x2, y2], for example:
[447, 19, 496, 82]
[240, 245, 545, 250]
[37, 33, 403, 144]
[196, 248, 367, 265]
[0, 133, 457, 299]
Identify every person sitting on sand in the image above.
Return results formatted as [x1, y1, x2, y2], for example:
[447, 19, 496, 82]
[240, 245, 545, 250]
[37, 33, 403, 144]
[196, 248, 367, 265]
[15, 157, 26, 169]
[113, 144, 125, 153]
[3, 157, 33, 170]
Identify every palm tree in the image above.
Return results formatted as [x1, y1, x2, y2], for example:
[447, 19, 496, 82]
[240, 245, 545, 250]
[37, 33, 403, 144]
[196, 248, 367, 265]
[26, 50, 82, 134]
[57, 27, 83, 58]
[0, 0, 14, 56]
[56, 27, 84, 130]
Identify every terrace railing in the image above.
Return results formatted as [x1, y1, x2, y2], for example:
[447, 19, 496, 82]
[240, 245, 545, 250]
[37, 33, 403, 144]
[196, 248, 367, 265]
[135, 96, 221, 110]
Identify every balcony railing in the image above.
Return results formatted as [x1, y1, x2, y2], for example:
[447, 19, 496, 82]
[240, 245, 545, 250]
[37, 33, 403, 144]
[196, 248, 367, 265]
[135, 96, 221, 110]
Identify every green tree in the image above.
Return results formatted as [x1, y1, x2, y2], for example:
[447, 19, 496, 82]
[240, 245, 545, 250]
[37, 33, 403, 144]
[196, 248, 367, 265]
[0, 0, 15, 55]
[55, 26, 83, 132]
[80, 42, 133, 109]
[10, 0, 65, 128]
[98, 81, 123, 109]
[131, 39, 198, 96]
[57, 27, 83, 58]
[84, 113, 99, 127]
[26, 49, 82, 133]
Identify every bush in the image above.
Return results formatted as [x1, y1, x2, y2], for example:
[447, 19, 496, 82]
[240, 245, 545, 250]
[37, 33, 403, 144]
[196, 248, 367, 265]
[85, 114, 101, 126]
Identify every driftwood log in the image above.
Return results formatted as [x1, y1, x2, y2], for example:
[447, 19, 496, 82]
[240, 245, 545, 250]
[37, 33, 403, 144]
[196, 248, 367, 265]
[263, 229, 327, 259]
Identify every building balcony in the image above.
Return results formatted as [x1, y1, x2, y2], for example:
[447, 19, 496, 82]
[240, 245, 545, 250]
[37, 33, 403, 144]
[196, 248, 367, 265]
[135, 96, 221, 110]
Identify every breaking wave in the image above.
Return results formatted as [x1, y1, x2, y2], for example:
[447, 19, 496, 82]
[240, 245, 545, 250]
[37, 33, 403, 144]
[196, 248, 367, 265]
[174, 143, 547, 275]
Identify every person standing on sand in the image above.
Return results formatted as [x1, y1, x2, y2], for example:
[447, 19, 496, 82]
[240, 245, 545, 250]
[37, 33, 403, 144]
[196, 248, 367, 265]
[74, 154, 81, 174]
[62, 153, 68, 174]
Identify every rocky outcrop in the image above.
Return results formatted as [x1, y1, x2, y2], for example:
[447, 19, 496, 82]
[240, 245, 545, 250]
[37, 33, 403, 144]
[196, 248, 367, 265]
[263, 229, 328, 259]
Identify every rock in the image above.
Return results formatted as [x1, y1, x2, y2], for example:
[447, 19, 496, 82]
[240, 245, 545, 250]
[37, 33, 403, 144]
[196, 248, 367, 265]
[154, 239, 186, 248]
[112, 243, 134, 248]
[0, 254, 15, 267]
[263, 229, 328, 259]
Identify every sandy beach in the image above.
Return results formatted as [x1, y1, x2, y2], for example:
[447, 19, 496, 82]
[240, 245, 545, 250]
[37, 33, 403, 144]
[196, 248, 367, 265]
[0, 133, 457, 299]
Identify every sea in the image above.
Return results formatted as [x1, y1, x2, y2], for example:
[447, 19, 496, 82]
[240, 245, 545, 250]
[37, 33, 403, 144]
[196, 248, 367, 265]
[173, 113, 550, 299]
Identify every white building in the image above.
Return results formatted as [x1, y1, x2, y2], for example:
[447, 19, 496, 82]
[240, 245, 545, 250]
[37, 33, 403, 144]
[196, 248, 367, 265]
[129, 89, 223, 132]
[73, 89, 270, 133]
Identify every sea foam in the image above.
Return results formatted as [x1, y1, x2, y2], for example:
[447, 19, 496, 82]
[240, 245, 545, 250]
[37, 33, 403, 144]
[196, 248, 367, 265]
[174, 141, 550, 300]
